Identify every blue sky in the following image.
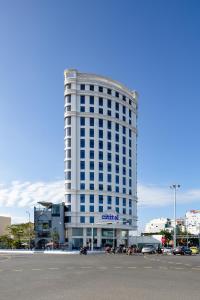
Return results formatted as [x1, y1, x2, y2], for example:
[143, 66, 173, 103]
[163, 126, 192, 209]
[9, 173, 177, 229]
[0, 0, 200, 226]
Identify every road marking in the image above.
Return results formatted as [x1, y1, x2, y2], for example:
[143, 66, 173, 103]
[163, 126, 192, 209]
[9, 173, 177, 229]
[192, 268, 200, 271]
[32, 268, 41, 271]
[176, 262, 182, 265]
[184, 264, 191, 266]
[12, 269, 22, 272]
[97, 266, 107, 270]
[168, 261, 173, 264]
[128, 266, 137, 269]
[80, 266, 92, 269]
[114, 266, 122, 269]
[175, 267, 184, 270]
[48, 267, 59, 270]
[144, 266, 152, 269]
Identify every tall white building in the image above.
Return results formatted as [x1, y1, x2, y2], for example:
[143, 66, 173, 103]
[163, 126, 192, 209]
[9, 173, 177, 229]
[64, 69, 138, 249]
[185, 210, 200, 235]
[144, 218, 173, 234]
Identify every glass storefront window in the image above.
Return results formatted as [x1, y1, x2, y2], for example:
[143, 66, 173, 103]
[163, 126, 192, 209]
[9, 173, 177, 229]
[72, 228, 83, 236]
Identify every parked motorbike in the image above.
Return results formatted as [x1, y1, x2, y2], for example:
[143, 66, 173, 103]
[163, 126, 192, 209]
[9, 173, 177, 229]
[80, 247, 87, 255]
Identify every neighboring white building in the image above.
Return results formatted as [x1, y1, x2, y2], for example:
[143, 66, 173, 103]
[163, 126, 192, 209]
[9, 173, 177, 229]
[144, 218, 173, 234]
[64, 69, 138, 249]
[185, 210, 200, 235]
[0, 216, 11, 235]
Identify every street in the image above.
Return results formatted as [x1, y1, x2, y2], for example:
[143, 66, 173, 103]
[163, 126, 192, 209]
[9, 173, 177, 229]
[0, 253, 200, 300]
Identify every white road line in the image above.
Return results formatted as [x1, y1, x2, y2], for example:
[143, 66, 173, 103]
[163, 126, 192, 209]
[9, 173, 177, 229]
[32, 268, 41, 271]
[97, 267, 107, 270]
[114, 266, 122, 269]
[176, 262, 182, 265]
[12, 269, 22, 272]
[184, 264, 191, 266]
[144, 266, 152, 269]
[48, 267, 59, 270]
[128, 266, 137, 269]
[175, 267, 184, 270]
[80, 266, 92, 269]
[192, 268, 200, 271]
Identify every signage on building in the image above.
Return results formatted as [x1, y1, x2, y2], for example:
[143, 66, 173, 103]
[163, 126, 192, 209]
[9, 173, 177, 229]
[101, 214, 119, 221]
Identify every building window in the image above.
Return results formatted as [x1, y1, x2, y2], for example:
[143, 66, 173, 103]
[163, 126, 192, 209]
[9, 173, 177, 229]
[90, 140, 94, 148]
[115, 165, 119, 173]
[65, 171, 71, 180]
[65, 127, 71, 136]
[80, 84, 85, 90]
[107, 196, 112, 205]
[115, 175, 119, 184]
[99, 195, 103, 204]
[65, 94, 71, 104]
[115, 112, 119, 119]
[90, 206, 94, 212]
[108, 153, 112, 161]
[99, 184, 103, 190]
[90, 96, 94, 105]
[107, 131, 112, 140]
[99, 173, 103, 181]
[123, 136, 126, 145]
[123, 167, 126, 175]
[80, 194, 85, 203]
[65, 138, 71, 147]
[115, 133, 119, 142]
[99, 130, 103, 139]
[115, 197, 119, 206]
[80, 150, 85, 159]
[123, 177, 126, 185]
[99, 86, 103, 92]
[99, 119, 103, 127]
[80, 139, 85, 148]
[99, 97, 103, 106]
[99, 140, 103, 149]
[123, 157, 126, 165]
[116, 207, 119, 213]
[80, 205, 85, 212]
[115, 144, 119, 152]
[90, 216, 94, 223]
[107, 99, 112, 108]
[90, 128, 94, 137]
[99, 108, 103, 114]
[65, 160, 71, 169]
[90, 161, 94, 170]
[123, 198, 126, 206]
[90, 172, 94, 181]
[80, 95, 85, 104]
[80, 216, 85, 223]
[66, 149, 71, 158]
[115, 123, 119, 132]
[123, 208, 126, 214]
[80, 117, 85, 126]
[65, 182, 71, 189]
[107, 88, 112, 95]
[123, 147, 126, 155]
[80, 106, 85, 112]
[99, 206, 103, 212]
[99, 162, 103, 171]
[90, 195, 94, 203]
[123, 187, 126, 194]
[129, 199, 132, 207]
[123, 116, 126, 122]
[107, 142, 111, 151]
[115, 102, 119, 111]
[123, 95, 126, 101]
[107, 206, 112, 210]
[90, 107, 94, 113]
[65, 117, 71, 126]
[107, 185, 112, 191]
[99, 151, 103, 160]
[80, 161, 85, 169]
[107, 120, 112, 129]
[90, 183, 94, 190]
[80, 183, 85, 189]
[89, 118, 94, 127]
[90, 150, 94, 159]
[65, 105, 71, 112]
[115, 155, 119, 163]
[90, 85, 94, 91]
[107, 110, 111, 116]
[80, 128, 85, 137]
[129, 129, 131, 138]
[80, 172, 85, 181]
[115, 186, 119, 192]
[123, 106, 126, 114]
[115, 91, 119, 98]
[107, 174, 112, 182]
[65, 216, 71, 223]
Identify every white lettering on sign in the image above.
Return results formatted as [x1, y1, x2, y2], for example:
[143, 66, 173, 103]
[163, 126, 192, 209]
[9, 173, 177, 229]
[101, 214, 119, 221]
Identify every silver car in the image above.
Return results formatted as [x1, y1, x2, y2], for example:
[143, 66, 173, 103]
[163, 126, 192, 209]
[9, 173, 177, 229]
[141, 245, 156, 254]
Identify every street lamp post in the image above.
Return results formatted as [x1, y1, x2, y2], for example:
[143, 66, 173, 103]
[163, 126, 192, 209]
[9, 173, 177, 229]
[26, 211, 31, 250]
[91, 223, 94, 252]
[170, 184, 180, 249]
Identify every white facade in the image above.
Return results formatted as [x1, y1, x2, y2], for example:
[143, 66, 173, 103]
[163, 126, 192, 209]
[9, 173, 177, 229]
[144, 218, 173, 234]
[185, 210, 200, 235]
[64, 69, 138, 249]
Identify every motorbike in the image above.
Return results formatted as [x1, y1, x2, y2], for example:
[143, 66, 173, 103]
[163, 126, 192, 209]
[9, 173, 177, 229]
[80, 247, 87, 255]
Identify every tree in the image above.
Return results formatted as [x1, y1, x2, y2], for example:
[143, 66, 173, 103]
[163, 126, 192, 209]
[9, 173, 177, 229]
[159, 230, 173, 245]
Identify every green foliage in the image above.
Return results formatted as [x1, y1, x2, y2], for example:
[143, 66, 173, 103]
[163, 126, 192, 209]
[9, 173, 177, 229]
[159, 230, 173, 242]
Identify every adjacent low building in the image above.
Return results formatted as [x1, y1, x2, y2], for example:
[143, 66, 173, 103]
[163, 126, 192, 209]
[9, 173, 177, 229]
[185, 210, 200, 235]
[34, 202, 65, 249]
[0, 216, 11, 235]
[144, 218, 173, 234]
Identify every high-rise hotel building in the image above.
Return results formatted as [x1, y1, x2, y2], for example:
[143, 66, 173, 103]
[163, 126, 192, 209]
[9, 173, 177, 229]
[64, 69, 138, 249]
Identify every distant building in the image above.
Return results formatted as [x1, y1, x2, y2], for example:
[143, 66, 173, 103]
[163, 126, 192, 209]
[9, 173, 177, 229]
[144, 218, 173, 234]
[0, 216, 11, 235]
[34, 202, 65, 249]
[185, 210, 200, 235]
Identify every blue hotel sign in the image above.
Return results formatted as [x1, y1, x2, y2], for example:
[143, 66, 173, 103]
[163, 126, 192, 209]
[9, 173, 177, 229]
[101, 214, 119, 221]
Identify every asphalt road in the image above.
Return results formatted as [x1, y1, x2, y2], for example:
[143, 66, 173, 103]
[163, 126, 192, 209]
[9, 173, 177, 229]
[0, 253, 200, 300]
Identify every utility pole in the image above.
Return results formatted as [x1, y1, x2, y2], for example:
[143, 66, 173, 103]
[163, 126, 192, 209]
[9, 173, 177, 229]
[170, 184, 180, 249]
[26, 211, 31, 250]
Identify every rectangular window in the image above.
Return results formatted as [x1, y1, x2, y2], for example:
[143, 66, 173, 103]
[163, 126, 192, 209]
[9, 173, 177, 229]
[123, 198, 126, 206]
[66, 149, 71, 158]
[115, 102, 119, 111]
[90, 194, 94, 203]
[99, 151, 103, 160]
[115, 144, 119, 152]
[129, 159, 132, 167]
[123, 157, 126, 165]
[80, 194, 85, 203]
[99, 162, 103, 171]
[129, 199, 132, 207]
[99, 184, 103, 190]
[99, 97, 103, 106]
[90, 85, 94, 91]
[123, 147, 126, 155]
[65, 171, 71, 180]
[80, 139, 85, 148]
[80, 183, 85, 190]
[65, 127, 71, 136]
[90, 216, 94, 223]
[116, 207, 119, 213]
[90, 128, 94, 137]
[90, 140, 94, 148]
[123, 116, 126, 122]
[129, 139, 132, 147]
[80, 205, 85, 212]
[90, 172, 94, 181]
[129, 110, 132, 118]
[107, 88, 112, 95]
[123, 136, 126, 144]
[115, 133, 119, 142]
[115, 91, 119, 98]
[65, 138, 71, 147]
[65, 160, 71, 169]
[115, 197, 119, 205]
[80, 106, 85, 112]
[65, 117, 71, 125]
[80, 172, 85, 181]
[107, 163, 112, 172]
[80, 161, 85, 169]
[65, 216, 71, 223]
[99, 130, 103, 139]
[107, 142, 111, 151]
[107, 185, 112, 191]
[115, 112, 119, 119]
[115, 123, 119, 132]
[123, 95, 126, 101]
[90, 150, 94, 159]
[99, 108, 103, 114]
[123, 167, 126, 175]
[123, 106, 126, 114]
[115, 165, 119, 173]
[107, 120, 112, 129]
[90, 107, 94, 113]
[99, 206, 103, 212]
[107, 110, 111, 116]
[80, 117, 85, 126]
[115, 175, 119, 184]
[80, 95, 85, 104]
[107, 174, 112, 182]
[99, 173, 103, 181]
[129, 129, 131, 138]
[89, 206, 94, 212]
[107, 131, 112, 140]
[99, 86, 103, 92]
[80, 84, 85, 90]
[99, 195, 103, 204]
[108, 153, 112, 161]
[99, 140, 103, 149]
[123, 126, 126, 134]
[107, 99, 112, 108]
[80, 216, 85, 223]
[65, 105, 71, 112]
[80, 128, 85, 137]
[129, 149, 132, 157]
[90, 96, 94, 105]
[90, 183, 94, 190]
[123, 177, 126, 185]
[80, 150, 85, 159]
[115, 155, 119, 163]
[107, 196, 112, 205]
[123, 208, 126, 214]
[90, 118, 94, 126]
[90, 161, 94, 170]
[115, 186, 119, 192]
[99, 119, 103, 128]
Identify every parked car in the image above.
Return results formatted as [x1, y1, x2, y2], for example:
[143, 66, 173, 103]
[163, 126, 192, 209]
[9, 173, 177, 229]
[141, 245, 156, 254]
[173, 246, 192, 255]
[162, 247, 173, 255]
[190, 246, 199, 254]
